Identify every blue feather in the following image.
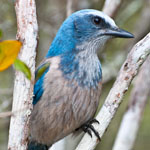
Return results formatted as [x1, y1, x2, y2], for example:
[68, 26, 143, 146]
[46, 17, 77, 57]
[33, 67, 49, 105]
[34, 9, 107, 104]
[60, 51, 79, 76]
[59, 50, 102, 88]
[46, 9, 111, 58]
[29, 9, 133, 149]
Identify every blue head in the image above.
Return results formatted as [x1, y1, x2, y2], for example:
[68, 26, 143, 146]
[45, 9, 133, 88]
[46, 9, 133, 57]
[33, 9, 133, 105]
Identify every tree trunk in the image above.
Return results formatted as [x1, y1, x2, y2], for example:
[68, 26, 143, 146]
[8, 0, 38, 150]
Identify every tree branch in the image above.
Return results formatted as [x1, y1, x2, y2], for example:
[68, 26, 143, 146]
[102, 51, 126, 83]
[8, 0, 38, 149]
[75, 33, 150, 150]
[66, 0, 73, 17]
[112, 56, 150, 150]
[102, 0, 122, 18]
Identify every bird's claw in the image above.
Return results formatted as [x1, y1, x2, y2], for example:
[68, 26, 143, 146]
[81, 119, 101, 141]
[89, 118, 100, 124]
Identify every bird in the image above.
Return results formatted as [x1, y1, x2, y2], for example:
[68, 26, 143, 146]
[28, 9, 133, 150]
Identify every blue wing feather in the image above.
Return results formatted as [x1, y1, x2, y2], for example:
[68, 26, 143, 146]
[33, 66, 49, 105]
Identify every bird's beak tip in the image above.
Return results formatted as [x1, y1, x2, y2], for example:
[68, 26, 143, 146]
[117, 28, 134, 38]
[105, 28, 134, 39]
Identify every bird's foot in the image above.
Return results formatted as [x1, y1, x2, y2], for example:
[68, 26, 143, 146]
[81, 119, 101, 141]
[89, 118, 100, 124]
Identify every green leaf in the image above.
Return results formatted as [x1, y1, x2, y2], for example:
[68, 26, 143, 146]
[0, 29, 2, 39]
[14, 58, 31, 80]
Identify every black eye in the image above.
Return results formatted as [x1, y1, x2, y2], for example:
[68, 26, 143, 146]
[93, 16, 102, 25]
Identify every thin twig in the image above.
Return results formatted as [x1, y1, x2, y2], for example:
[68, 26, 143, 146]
[0, 107, 28, 118]
[66, 0, 73, 17]
[102, 0, 122, 18]
[102, 52, 126, 83]
[0, 111, 14, 118]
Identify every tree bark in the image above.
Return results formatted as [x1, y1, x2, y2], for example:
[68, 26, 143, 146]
[66, 0, 73, 17]
[8, 0, 38, 150]
[75, 33, 150, 150]
[112, 56, 150, 150]
[102, 0, 122, 18]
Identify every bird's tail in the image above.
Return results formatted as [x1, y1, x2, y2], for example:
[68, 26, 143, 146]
[28, 141, 49, 150]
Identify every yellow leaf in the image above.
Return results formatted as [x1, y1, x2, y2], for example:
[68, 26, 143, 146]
[0, 40, 22, 71]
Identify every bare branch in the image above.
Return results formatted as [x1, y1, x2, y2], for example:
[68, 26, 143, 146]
[66, 0, 73, 17]
[102, 0, 150, 83]
[102, 52, 126, 83]
[116, 0, 142, 26]
[7, 0, 38, 149]
[102, 0, 122, 18]
[127, 0, 150, 43]
[112, 56, 150, 150]
[0, 111, 14, 118]
[75, 33, 150, 150]
[0, 107, 27, 118]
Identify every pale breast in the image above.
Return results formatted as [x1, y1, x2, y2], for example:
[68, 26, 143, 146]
[29, 56, 102, 146]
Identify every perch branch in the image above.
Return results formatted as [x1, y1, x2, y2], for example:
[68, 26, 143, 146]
[112, 56, 150, 150]
[8, 0, 38, 150]
[102, 0, 122, 18]
[66, 0, 73, 17]
[75, 33, 150, 150]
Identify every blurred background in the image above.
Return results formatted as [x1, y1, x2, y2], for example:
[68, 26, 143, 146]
[0, 0, 150, 149]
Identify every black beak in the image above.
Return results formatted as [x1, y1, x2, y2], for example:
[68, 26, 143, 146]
[104, 28, 134, 38]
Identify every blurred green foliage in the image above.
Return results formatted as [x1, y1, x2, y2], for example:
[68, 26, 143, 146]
[0, 29, 3, 39]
